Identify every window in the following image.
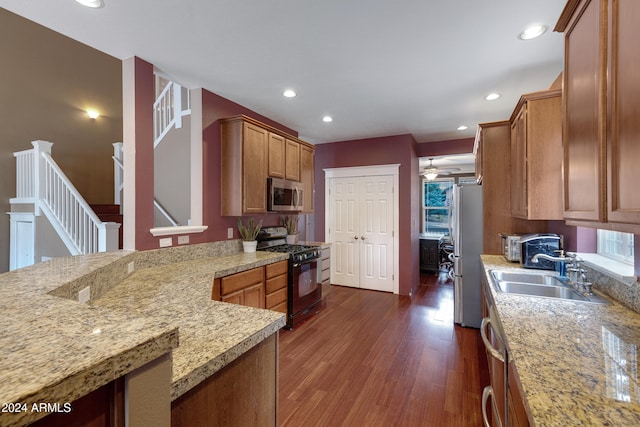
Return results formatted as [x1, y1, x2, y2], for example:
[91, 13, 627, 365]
[597, 229, 634, 265]
[422, 179, 453, 235]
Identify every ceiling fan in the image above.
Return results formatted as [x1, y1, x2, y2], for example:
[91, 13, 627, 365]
[421, 158, 461, 181]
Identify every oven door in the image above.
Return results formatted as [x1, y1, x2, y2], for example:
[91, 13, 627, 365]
[291, 258, 321, 316]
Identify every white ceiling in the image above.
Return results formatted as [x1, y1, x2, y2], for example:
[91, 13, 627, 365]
[0, 0, 565, 145]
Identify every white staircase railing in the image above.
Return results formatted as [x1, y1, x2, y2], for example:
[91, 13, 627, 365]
[111, 142, 180, 227]
[12, 140, 119, 256]
[112, 142, 124, 206]
[153, 81, 191, 148]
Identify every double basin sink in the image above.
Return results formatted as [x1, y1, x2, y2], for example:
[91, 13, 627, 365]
[490, 270, 609, 304]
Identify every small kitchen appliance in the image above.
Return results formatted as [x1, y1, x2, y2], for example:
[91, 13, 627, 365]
[520, 233, 563, 270]
[267, 177, 304, 212]
[257, 227, 321, 328]
[500, 233, 522, 262]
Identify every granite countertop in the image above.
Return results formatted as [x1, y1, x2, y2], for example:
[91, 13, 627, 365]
[0, 245, 288, 426]
[481, 255, 640, 426]
[92, 251, 288, 400]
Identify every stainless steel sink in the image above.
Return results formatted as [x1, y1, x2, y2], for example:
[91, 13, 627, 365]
[491, 270, 563, 286]
[495, 281, 588, 301]
[489, 269, 610, 304]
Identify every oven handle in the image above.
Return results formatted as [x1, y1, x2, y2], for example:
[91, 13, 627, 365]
[293, 258, 320, 268]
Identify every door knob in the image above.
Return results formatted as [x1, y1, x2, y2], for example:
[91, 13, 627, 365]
[360, 236, 366, 240]
[353, 235, 359, 240]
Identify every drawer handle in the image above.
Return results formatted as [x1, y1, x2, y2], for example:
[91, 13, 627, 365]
[481, 317, 504, 363]
[482, 386, 502, 427]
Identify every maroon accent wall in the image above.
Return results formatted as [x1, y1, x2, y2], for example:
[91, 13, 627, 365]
[416, 138, 475, 157]
[313, 134, 420, 296]
[130, 63, 300, 250]
[130, 57, 156, 250]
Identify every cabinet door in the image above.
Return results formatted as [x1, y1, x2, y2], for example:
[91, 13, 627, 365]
[607, 0, 640, 225]
[300, 144, 314, 213]
[222, 289, 244, 305]
[243, 282, 265, 309]
[473, 130, 483, 184]
[242, 122, 268, 214]
[510, 106, 528, 218]
[285, 139, 301, 181]
[268, 133, 285, 179]
[563, 0, 607, 222]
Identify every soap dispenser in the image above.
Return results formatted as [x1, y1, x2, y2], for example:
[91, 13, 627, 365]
[555, 250, 567, 278]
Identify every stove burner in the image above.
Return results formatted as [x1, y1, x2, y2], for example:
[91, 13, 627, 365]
[261, 244, 320, 264]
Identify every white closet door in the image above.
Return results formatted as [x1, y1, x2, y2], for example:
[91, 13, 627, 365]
[329, 175, 395, 292]
[330, 177, 360, 288]
[359, 175, 394, 292]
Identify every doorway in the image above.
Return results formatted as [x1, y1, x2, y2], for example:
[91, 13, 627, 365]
[325, 165, 399, 294]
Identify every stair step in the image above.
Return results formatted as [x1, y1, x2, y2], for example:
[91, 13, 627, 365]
[90, 204, 121, 215]
[96, 214, 123, 223]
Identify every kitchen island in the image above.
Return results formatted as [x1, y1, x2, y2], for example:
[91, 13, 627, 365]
[481, 255, 640, 426]
[0, 241, 288, 426]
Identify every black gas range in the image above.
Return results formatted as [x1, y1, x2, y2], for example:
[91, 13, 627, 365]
[257, 227, 322, 329]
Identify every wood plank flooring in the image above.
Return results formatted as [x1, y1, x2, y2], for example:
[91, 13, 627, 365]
[279, 272, 489, 427]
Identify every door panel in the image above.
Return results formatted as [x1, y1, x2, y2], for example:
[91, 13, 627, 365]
[331, 178, 359, 287]
[330, 175, 394, 292]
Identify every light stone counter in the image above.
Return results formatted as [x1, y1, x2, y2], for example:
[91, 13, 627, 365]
[92, 251, 289, 400]
[0, 242, 287, 426]
[481, 255, 640, 426]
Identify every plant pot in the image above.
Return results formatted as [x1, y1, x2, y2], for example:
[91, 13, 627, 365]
[242, 240, 258, 253]
[285, 234, 298, 244]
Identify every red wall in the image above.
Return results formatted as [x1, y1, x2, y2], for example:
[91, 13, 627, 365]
[313, 134, 420, 296]
[129, 57, 300, 249]
[416, 138, 475, 157]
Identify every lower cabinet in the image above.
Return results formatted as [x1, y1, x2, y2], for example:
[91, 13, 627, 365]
[171, 333, 278, 427]
[265, 260, 288, 313]
[319, 247, 330, 285]
[212, 260, 289, 313]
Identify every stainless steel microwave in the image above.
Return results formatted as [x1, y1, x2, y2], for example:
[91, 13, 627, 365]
[267, 177, 304, 212]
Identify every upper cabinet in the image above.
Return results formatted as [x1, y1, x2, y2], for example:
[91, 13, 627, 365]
[556, 0, 640, 230]
[220, 117, 268, 215]
[285, 139, 301, 181]
[509, 90, 563, 220]
[220, 115, 315, 216]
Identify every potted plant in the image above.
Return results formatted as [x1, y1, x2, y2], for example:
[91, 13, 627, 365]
[281, 215, 299, 244]
[237, 218, 262, 253]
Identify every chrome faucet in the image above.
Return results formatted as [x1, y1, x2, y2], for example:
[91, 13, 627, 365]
[531, 253, 569, 263]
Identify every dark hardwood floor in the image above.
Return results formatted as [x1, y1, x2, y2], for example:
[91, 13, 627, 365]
[279, 271, 489, 427]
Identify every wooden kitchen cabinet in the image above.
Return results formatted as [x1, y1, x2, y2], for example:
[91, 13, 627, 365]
[221, 115, 315, 214]
[217, 266, 265, 309]
[509, 89, 563, 220]
[213, 261, 289, 313]
[300, 144, 314, 213]
[285, 139, 301, 181]
[473, 127, 483, 184]
[267, 132, 285, 179]
[507, 365, 530, 427]
[319, 246, 330, 285]
[265, 260, 288, 313]
[556, 0, 640, 230]
[220, 117, 268, 215]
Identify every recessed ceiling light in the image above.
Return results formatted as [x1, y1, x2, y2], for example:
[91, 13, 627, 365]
[75, 0, 104, 8]
[485, 93, 501, 101]
[87, 109, 100, 119]
[519, 24, 547, 40]
[457, 125, 468, 131]
[283, 89, 296, 98]
[322, 116, 333, 123]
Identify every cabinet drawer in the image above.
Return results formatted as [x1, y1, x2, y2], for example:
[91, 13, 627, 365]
[265, 274, 287, 294]
[265, 260, 288, 278]
[321, 268, 330, 283]
[270, 301, 287, 314]
[266, 287, 287, 309]
[220, 267, 263, 295]
[321, 258, 330, 272]
[321, 249, 330, 261]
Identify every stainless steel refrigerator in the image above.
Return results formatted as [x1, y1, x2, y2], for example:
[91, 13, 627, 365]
[451, 183, 483, 328]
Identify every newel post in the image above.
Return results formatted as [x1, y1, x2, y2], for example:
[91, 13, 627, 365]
[31, 140, 53, 216]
